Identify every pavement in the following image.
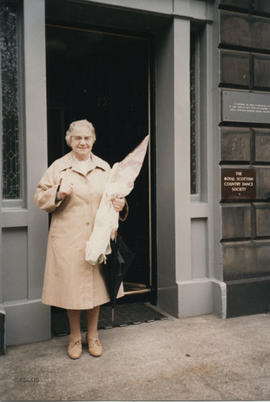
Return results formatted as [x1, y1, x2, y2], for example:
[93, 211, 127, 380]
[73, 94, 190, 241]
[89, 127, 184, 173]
[1, 308, 270, 401]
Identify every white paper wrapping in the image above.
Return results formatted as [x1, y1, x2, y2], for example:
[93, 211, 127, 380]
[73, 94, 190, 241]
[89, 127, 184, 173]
[85, 135, 149, 265]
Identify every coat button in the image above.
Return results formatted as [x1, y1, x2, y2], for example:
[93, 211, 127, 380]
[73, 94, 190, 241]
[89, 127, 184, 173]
[86, 222, 90, 225]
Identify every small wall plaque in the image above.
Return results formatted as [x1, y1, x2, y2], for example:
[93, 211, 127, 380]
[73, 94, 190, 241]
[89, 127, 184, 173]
[222, 91, 270, 124]
[222, 168, 256, 200]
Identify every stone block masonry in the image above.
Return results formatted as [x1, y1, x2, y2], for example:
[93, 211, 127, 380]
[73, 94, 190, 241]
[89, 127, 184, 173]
[219, 0, 270, 316]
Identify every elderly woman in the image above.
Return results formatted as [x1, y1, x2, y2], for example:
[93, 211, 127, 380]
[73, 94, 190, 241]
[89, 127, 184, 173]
[35, 119, 126, 360]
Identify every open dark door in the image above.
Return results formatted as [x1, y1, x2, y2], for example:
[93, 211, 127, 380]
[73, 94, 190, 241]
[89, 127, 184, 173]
[46, 23, 154, 314]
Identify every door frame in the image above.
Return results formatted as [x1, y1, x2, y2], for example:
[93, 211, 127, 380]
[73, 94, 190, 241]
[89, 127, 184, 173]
[45, 22, 157, 301]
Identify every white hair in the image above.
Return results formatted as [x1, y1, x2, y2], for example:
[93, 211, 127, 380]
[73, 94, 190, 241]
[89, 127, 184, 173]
[65, 119, 96, 146]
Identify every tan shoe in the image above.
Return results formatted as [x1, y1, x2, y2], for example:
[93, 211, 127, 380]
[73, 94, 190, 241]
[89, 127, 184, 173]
[86, 334, 103, 357]
[67, 338, 82, 360]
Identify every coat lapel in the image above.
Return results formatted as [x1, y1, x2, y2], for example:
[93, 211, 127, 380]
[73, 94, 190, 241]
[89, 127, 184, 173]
[57, 152, 108, 176]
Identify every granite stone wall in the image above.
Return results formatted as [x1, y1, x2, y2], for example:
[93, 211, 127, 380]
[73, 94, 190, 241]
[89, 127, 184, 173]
[219, 0, 270, 316]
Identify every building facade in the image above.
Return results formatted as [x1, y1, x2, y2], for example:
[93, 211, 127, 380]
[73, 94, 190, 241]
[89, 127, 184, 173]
[1, 0, 270, 349]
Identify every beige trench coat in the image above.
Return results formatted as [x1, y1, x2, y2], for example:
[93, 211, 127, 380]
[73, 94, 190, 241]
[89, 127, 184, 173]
[34, 151, 124, 310]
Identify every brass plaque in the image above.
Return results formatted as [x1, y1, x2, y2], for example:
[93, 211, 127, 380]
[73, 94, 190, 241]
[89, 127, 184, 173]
[222, 168, 256, 200]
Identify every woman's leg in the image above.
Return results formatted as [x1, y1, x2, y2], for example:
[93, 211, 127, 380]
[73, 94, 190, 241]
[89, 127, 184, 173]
[67, 309, 81, 340]
[86, 306, 103, 357]
[86, 305, 100, 339]
[66, 309, 82, 359]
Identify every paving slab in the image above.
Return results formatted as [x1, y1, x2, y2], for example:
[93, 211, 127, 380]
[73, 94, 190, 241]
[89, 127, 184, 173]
[1, 312, 270, 401]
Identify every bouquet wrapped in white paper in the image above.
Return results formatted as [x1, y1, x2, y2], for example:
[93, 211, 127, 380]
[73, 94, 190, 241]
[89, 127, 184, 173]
[85, 135, 149, 265]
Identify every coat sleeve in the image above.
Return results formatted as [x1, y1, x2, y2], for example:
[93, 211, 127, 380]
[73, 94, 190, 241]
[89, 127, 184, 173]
[34, 163, 63, 213]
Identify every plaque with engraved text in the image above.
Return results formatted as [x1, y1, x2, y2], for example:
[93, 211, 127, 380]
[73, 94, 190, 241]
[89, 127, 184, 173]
[222, 168, 256, 200]
[222, 91, 270, 124]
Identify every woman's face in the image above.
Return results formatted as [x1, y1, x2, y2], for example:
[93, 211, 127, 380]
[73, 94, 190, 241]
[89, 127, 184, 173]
[70, 134, 94, 159]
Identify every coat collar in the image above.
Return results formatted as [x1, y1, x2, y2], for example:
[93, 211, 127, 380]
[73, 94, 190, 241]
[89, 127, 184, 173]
[58, 151, 108, 173]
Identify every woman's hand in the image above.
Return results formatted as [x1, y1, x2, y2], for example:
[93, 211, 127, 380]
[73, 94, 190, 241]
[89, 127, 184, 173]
[111, 195, 125, 212]
[58, 181, 73, 200]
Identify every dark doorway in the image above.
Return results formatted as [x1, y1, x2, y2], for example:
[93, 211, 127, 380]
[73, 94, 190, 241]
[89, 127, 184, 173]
[46, 24, 154, 302]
